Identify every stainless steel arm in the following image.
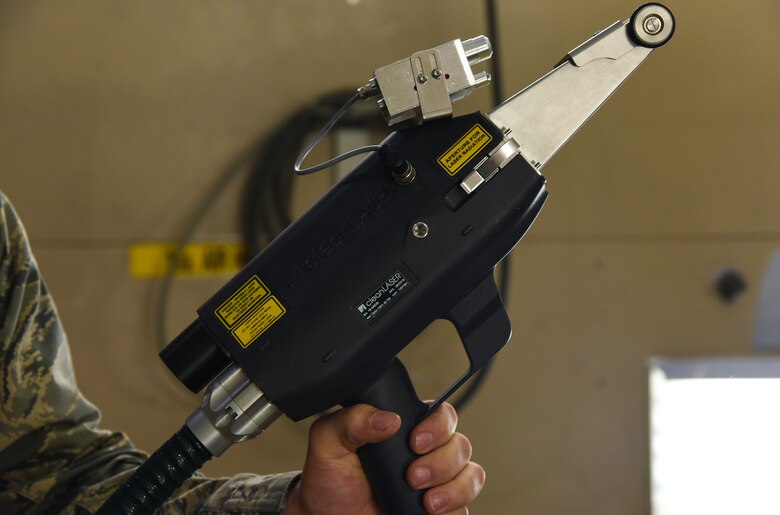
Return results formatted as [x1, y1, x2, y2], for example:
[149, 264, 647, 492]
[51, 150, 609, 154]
[486, 3, 675, 170]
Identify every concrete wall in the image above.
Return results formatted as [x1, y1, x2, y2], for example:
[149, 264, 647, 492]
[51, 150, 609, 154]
[2, 1, 779, 513]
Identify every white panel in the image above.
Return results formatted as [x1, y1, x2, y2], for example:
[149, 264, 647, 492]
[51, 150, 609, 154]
[650, 358, 780, 515]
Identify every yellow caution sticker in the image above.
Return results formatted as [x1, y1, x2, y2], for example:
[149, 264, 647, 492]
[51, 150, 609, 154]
[437, 124, 493, 176]
[129, 242, 246, 278]
[216, 276, 270, 328]
[231, 296, 287, 348]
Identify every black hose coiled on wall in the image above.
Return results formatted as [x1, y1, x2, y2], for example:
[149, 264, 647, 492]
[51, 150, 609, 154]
[96, 426, 212, 515]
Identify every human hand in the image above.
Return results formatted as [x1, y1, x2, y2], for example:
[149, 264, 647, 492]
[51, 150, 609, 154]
[283, 402, 485, 515]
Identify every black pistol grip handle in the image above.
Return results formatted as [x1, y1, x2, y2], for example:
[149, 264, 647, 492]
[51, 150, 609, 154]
[345, 358, 430, 515]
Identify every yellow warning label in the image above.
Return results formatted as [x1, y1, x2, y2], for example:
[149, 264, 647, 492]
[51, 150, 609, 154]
[216, 276, 270, 328]
[437, 124, 493, 176]
[232, 296, 286, 347]
[129, 242, 246, 278]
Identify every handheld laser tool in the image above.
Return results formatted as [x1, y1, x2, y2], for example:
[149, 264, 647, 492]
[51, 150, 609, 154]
[98, 4, 675, 514]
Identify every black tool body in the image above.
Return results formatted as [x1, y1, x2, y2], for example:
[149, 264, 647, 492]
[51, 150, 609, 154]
[138, 5, 677, 514]
[170, 112, 547, 513]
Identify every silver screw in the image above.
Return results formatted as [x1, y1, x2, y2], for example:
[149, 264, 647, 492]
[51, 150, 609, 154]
[432, 69, 442, 79]
[417, 73, 428, 84]
[413, 222, 429, 239]
[643, 14, 663, 35]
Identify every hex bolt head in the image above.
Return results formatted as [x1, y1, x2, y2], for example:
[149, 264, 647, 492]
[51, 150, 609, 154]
[413, 222, 429, 239]
[417, 73, 428, 84]
[432, 69, 442, 79]
[643, 14, 663, 35]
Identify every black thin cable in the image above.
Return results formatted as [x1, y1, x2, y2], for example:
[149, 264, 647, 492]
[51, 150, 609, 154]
[242, 111, 310, 256]
[487, 0, 510, 305]
[486, 0, 505, 105]
[155, 139, 262, 403]
[451, 0, 507, 411]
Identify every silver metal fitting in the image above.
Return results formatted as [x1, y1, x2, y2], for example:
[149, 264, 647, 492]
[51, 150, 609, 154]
[186, 365, 282, 457]
[413, 222, 429, 239]
[393, 161, 416, 185]
[357, 78, 380, 99]
[370, 36, 493, 125]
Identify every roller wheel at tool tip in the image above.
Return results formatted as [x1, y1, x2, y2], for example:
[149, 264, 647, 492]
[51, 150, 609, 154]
[630, 3, 675, 48]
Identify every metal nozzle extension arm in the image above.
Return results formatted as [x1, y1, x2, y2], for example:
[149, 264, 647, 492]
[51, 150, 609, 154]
[487, 3, 675, 170]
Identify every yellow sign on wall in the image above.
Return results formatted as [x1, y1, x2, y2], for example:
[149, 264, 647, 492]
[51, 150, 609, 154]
[129, 242, 247, 278]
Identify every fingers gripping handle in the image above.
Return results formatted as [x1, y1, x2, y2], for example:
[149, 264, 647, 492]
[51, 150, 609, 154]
[346, 358, 430, 514]
[344, 276, 510, 514]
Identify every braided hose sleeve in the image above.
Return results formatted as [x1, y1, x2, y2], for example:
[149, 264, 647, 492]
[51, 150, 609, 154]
[96, 425, 212, 515]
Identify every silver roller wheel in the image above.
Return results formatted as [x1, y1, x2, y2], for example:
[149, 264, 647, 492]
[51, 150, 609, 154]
[630, 3, 675, 48]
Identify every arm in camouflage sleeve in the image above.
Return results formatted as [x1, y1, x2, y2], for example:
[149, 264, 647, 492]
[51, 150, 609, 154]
[0, 191, 299, 515]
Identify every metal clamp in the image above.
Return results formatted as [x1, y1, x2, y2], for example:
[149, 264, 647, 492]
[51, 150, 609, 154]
[371, 36, 493, 125]
[460, 138, 522, 194]
[410, 48, 453, 121]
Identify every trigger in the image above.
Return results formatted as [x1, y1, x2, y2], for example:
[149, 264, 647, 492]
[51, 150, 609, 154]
[448, 274, 511, 369]
[425, 275, 512, 414]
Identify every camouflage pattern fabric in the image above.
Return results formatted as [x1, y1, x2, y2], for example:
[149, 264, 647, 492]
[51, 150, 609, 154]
[0, 192, 299, 514]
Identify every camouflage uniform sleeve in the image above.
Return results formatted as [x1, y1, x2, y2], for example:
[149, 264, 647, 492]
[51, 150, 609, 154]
[0, 191, 300, 515]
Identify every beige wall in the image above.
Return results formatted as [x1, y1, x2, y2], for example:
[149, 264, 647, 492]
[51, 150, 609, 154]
[2, 1, 779, 513]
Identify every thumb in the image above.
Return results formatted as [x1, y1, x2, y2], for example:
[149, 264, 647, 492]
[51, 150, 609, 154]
[308, 404, 402, 460]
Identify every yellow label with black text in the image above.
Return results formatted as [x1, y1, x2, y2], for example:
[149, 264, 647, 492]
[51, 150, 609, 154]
[129, 242, 246, 277]
[216, 276, 270, 328]
[437, 124, 492, 176]
[232, 296, 286, 347]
